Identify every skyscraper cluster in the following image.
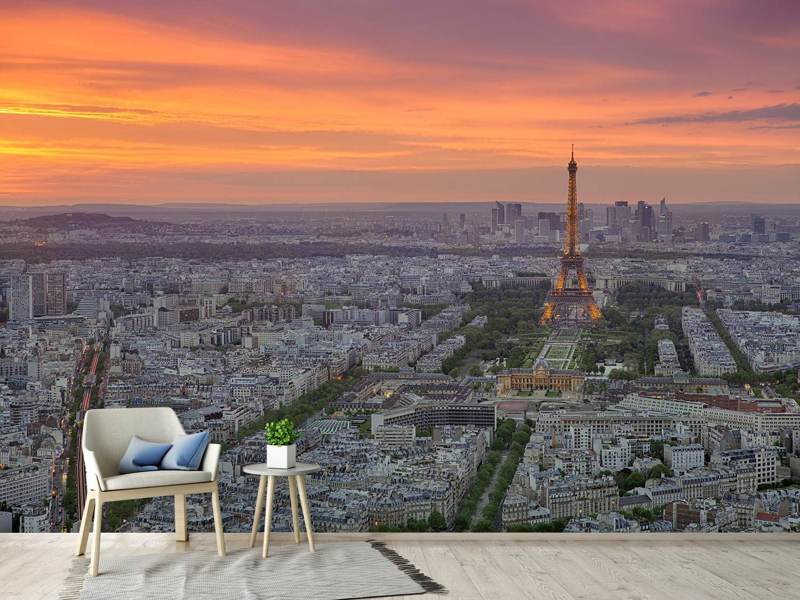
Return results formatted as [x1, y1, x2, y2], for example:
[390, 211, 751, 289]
[535, 212, 558, 237]
[752, 214, 766, 235]
[605, 201, 631, 238]
[9, 269, 67, 321]
[490, 201, 526, 243]
[605, 197, 672, 242]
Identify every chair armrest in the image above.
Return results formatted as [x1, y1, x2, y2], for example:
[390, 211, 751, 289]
[202, 443, 222, 481]
[83, 448, 109, 491]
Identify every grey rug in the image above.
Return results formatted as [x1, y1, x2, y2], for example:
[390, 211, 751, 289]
[60, 541, 445, 600]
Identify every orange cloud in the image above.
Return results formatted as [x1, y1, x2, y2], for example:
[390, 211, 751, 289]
[0, 3, 798, 204]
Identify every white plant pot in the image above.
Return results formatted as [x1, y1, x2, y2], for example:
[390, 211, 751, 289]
[266, 443, 296, 469]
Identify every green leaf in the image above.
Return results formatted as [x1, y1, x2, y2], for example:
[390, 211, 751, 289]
[264, 417, 299, 445]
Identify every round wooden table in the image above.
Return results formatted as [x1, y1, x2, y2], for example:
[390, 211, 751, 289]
[243, 462, 321, 558]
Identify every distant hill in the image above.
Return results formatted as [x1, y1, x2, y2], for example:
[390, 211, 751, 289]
[18, 212, 142, 229]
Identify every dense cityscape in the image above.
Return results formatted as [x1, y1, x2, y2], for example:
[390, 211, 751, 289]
[3, 164, 800, 537]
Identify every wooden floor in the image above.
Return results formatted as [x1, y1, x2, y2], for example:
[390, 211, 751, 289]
[3, 532, 799, 600]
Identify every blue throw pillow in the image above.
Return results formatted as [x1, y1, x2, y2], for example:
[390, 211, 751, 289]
[160, 431, 210, 471]
[119, 436, 173, 474]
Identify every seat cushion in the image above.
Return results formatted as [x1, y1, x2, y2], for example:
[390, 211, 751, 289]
[103, 469, 213, 491]
[160, 431, 210, 471]
[118, 436, 173, 474]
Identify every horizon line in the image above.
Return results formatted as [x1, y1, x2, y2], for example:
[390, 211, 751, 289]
[1, 199, 799, 210]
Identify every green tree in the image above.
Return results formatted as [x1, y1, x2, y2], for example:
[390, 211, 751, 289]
[428, 511, 447, 531]
[453, 512, 471, 531]
[512, 430, 530, 446]
[650, 440, 665, 462]
[648, 464, 672, 479]
[507, 519, 568, 533]
[471, 518, 493, 532]
[622, 471, 645, 491]
[405, 518, 428, 532]
[608, 369, 635, 381]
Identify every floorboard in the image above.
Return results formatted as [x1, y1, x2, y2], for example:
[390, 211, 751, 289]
[1, 533, 797, 600]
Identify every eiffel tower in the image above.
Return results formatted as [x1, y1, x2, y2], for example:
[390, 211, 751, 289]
[540, 147, 601, 325]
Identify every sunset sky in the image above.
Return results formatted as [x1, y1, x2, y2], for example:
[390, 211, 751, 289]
[1, 0, 798, 205]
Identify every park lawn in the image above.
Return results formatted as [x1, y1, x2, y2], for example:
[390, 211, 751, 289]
[551, 329, 581, 342]
[544, 344, 572, 360]
[545, 360, 569, 369]
[522, 339, 547, 367]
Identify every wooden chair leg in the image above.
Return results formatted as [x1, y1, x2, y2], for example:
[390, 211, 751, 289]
[211, 485, 226, 557]
[296, 476, 315, 552]
[249, 475, 267, 548]
[175, 494, 187, 542]
[89, 496, 103, 576]
[262, 475, 275, 558]
[288, 476, 301, 543]
[76, 495, 95, 556]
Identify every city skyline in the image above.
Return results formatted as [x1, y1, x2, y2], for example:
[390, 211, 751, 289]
[1, 1, 799, 205]
[3, 152, 800, 543]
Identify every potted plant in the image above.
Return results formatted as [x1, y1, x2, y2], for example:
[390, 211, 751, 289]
[264, 418, 299, 469]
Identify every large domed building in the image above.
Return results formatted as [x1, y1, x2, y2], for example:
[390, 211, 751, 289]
[496, 357, 584, 395]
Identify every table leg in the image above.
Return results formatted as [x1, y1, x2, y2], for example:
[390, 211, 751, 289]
[249, 475, 267, 548]
[296, 475, 315, 552]
[262, 475, 275, 558]
[288, 475, 301, 543]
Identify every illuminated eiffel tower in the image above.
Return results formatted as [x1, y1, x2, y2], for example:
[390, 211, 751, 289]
[540, 147, 601, 325]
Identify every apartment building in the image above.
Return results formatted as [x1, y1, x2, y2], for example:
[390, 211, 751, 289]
[681, 307, 737, 376]
[665, 444, 705, 474]
[0, 465, 49, 507]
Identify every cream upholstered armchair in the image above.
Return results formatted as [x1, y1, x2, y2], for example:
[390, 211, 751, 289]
[76, 407, 226, 576]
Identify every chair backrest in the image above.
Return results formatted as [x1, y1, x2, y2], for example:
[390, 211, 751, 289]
[83, 407, 185, 478]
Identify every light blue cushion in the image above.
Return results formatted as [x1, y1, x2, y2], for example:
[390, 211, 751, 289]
[119, 436, 173, 474]
[160, 431, 209, 471]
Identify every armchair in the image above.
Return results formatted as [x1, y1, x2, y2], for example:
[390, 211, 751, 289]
[76, 407, 226, 576]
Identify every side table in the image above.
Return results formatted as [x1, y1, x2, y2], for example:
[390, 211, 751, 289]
[243, 462, 321, 558]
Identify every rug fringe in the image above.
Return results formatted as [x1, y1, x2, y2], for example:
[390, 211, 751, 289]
[368, 540, 447, 594]
[58, 557, 88, 600]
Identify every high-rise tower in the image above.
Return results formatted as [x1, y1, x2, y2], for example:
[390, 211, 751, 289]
[540, 147, 600, 325]
[9, 274, 33, 322]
